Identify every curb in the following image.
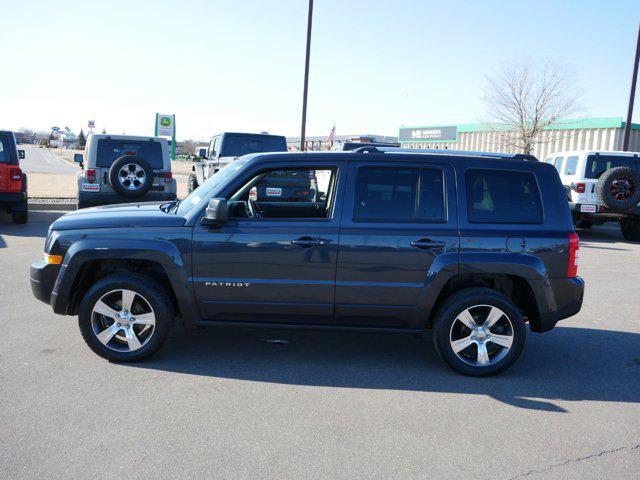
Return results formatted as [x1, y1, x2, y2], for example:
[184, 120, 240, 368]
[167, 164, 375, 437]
[28, 199, 76, 211]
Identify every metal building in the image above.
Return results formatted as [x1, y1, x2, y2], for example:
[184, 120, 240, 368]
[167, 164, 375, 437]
[398, 117, 640, 159]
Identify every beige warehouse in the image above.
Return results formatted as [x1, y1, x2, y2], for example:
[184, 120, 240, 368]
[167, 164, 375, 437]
[399, 117, 640, 159]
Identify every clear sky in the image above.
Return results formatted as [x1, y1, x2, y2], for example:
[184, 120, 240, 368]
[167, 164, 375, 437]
[2, 0, 639, 141]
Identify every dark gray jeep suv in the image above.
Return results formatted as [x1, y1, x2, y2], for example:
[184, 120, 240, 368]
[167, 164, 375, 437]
[30, 149, 584, 376]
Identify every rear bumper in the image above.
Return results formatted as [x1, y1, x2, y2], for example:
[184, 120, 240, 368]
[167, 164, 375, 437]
[0, 191, 27, 207]
[30, 261, 60, 306]
[78, 191, 176, 207]
[569, 202, 640, 219]
[534, 277, 585, 332]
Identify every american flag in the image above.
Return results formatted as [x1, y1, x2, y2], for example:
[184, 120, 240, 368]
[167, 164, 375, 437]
[327, 124, 336, 144]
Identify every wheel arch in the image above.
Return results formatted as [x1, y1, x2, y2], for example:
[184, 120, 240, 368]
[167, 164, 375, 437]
[52, 238, 199, 326]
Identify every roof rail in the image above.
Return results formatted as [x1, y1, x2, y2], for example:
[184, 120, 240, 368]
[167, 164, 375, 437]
[351, 146, 538, 161]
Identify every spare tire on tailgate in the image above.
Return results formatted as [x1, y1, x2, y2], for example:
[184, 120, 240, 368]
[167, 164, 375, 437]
[109, 155, 154, 199]
[597, 166, 640, 211]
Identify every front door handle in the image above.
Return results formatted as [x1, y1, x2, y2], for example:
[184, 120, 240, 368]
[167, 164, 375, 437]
[291, 236, 327, 248]
[410, 238, 446, 250]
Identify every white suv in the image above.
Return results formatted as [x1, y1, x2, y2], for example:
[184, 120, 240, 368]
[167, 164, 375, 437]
[74, 134, 177, 209]
[544, 150, 640, 240]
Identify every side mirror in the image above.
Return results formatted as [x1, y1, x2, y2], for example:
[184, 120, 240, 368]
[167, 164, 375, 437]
[74, 153, 84, 164]
[199, 149, 207, 158]
[18, 150, 25, 159]
[202, 198, 228, 225]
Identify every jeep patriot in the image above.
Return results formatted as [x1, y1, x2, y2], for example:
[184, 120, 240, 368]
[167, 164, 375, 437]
[30, 149, 584, 376]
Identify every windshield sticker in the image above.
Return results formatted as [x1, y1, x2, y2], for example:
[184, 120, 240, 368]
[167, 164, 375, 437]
[266, 187, 282, 197]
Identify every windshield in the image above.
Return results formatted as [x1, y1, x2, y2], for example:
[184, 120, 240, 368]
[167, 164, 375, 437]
[175, 157, 251, 216]
[585, 154, 639, 179]
[220, 135, 287, 157]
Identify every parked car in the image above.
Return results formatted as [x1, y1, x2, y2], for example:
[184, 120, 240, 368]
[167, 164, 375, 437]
[31, 149, 583, 376]
[331, 141, 400, 151]
[188, 132, 287, 193]
[74, 134, 176, 209]
[544, 150, 640, 240]
[0, 130, 28, 224]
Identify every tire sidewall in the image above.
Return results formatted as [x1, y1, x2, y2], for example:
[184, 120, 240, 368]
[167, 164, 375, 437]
[597, 167, 640, 211]
[78, 275, 172, 362]
[433, 289, 526, 376]
[108, 156, 154, 199]
[187, 173, 198, 194]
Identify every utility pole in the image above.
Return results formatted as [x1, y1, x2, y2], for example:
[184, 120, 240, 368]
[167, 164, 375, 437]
[300, 0, 313, 151]
[623, 19, 640, 151]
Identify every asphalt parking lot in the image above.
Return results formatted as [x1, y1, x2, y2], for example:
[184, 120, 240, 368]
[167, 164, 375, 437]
[1, 211, 639, 479]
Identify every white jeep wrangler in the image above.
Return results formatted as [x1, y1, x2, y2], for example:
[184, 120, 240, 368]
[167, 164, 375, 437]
[74, 134, 176, 209]
[544, 150, 640, 240]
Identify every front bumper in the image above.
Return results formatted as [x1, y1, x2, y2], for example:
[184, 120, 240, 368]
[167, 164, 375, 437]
[30, 260, 60, 306]
[534, 277, 585, 332]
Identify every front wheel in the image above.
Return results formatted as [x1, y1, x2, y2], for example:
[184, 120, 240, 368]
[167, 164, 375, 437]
[187, 173, 199, 194]
[432, 288, 526, 376]
[78, 274, 173, 362]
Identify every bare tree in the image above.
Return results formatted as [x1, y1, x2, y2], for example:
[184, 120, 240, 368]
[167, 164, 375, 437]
[483, 58, 582, 154]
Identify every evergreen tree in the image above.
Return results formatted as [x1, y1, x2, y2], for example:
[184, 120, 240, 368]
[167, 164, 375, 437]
[78, 129, 86, 148]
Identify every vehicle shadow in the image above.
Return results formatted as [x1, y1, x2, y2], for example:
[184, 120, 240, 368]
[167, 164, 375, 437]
[0, 210, 66, 248]
[128, 325, 640, 412]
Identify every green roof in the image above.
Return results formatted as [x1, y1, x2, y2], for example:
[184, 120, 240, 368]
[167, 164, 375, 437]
[400, 117, 640, 135]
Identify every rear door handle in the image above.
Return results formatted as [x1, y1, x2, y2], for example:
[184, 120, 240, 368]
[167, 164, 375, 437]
[410, 238, 446, 250]
[291, 236, 327, 248]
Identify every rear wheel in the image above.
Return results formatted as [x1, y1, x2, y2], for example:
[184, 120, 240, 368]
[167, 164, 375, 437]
[78, 274, 173, 362]
[11, 209, 28, 224]
[432, 288, 526, 376]
[620, 217, 640, 241]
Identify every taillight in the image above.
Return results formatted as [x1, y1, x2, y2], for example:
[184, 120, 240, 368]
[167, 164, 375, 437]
[567, 233, 579, 278]
[163, 172, 173, 183]
[10, 168, 22, 181]
[573, 182, 586, 193]
[86, 169, 96, 182]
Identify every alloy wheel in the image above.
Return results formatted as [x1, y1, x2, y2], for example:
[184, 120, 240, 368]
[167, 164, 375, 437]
[118, 163, 147, 190]
[449, 305, 514, 367]
[91, 289, 156, 352]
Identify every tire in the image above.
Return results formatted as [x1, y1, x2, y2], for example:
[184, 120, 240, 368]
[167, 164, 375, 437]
[12, 209, 28, 224]
[620, 217, 640, 241]
[597, 167, 640, 211]
[78, 274, 173, 362]
[432, 287, 526, 377]
[187, 173, 199, 194]
[108, 155, 154, 199]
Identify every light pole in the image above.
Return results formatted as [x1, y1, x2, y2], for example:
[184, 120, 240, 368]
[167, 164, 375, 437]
[623, 19, 640, 151]
[300, 0, 313, 151]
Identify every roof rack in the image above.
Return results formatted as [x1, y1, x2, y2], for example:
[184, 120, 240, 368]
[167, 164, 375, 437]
[351, 146, 538, 161]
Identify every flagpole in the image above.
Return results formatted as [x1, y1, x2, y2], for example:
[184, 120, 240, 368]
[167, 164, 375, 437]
[300, 0, 313, 151]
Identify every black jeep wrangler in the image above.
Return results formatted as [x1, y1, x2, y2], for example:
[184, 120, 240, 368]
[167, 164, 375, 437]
[30, 149, 584, 376]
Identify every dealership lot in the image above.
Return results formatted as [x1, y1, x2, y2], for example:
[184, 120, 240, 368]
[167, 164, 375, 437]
[1, 212, 639, 479]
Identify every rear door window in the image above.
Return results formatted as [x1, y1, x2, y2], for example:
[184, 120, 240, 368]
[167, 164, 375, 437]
[96, 139, 163, 168]
[553, 156, 564, 173]
[585, 154, 639, 179]
[354, 166, 446, 222]
[466, 169, 543, 224]
[563, 156, 579, 176]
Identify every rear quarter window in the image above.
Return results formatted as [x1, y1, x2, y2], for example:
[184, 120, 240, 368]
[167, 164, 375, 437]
[466, 169, 543, 224]
[96, 139, 164, 168]
[563, 156, 578, 176]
